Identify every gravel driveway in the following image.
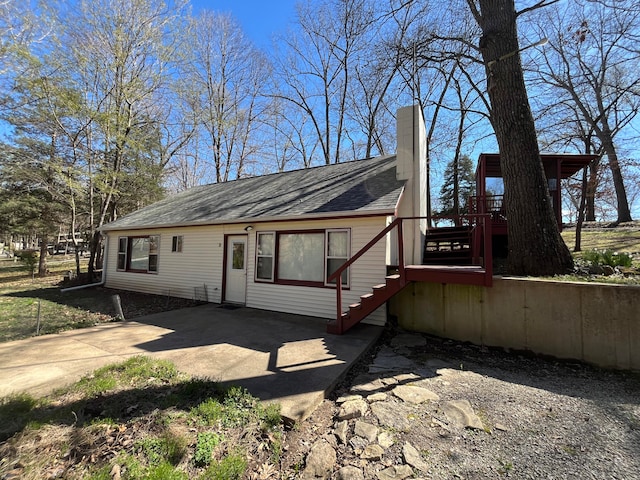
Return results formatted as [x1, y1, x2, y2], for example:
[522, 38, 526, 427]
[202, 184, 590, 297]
[279, 330, 640, 479]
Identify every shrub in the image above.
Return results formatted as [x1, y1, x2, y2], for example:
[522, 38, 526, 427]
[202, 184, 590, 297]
[16, 249, 39, 275]
[581, 249, 633, 268]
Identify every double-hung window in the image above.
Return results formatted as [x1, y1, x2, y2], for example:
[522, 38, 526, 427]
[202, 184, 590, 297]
[326, 229, 349, 286]
[256, 232, 275, 281]
[255, 229, 350, 287]
[117, 235, 159, 273]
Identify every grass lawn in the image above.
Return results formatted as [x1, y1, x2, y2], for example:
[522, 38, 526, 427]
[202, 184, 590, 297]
[0, 256, 114, 342]
[0, 356, 284, 479]
[0, 256, 197, 343]
[561, 227, 640, 255]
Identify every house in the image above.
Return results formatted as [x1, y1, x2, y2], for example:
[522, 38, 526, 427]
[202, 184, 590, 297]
[100, 106, 431, 331]
[100, 101, 592, 334]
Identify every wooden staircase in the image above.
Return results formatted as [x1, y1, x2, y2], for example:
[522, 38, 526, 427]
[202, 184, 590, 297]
[326, 216, 492, 335]
[423, 226, 473, 265]
[326, 273, 407, 335]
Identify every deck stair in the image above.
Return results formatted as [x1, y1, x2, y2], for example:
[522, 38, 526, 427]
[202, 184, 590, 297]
[326, 216, 492, 335]
[326, 273, 407, 335]
[423, 226, 473, 265]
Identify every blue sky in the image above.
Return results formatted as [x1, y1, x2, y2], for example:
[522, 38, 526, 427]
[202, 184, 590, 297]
[191, 0, 298, 47]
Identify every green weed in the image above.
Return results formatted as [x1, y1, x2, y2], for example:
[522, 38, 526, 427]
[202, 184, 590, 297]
[581, 249, 633, 268]
[260, 402, 282, 430]
[497, 458, 513, 475]
[145, 461, 189, 480]
[201, 452, 247, 479]
[71, 356, 179, 397]
[136, 429, 188, 466]
[194, 432, 223, 467]
[268, 430, 284, 463]
[191, 398, 226, 426]
[191, 385, 271, 429]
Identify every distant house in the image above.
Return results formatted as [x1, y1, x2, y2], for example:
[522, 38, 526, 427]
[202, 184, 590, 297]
[100, 106, 429, 329]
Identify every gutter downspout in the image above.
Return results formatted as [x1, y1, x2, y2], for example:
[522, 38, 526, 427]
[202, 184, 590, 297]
[60, 235, 108, 293]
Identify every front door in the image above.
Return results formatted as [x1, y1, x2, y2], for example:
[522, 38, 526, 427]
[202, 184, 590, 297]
[225, 235, 247, 304]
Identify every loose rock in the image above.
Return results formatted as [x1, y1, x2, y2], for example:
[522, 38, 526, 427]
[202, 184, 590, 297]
[337, 399, 368, 421]
[443, 399, 485, 430]
[302, 440, 336, 479]
[350, 376, 386, 395]
[378, 431, 395, 448]
[402, 442, 429, 473]
[334, 420, 349, 444]
[369, 346, 415, 373]
[371, 402, 413, 432]
[335, 465, 365, 480]
[336, 394, 363, 404]
[495, 423, 508, 432]
[367, 392, 388, 402]
[392, 384, 439, 404]
[377, 465, 414, 480]
[361, 444, 384, 460]
[354, 421, 378, 442]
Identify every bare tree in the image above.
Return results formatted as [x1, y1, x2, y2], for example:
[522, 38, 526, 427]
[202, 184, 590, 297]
[50, 0, 189, 277]
[533, 0, 639, 223]
[182, 11, 269, 182]
[262, 97, 319, 171]
[273, 0, 376, 165]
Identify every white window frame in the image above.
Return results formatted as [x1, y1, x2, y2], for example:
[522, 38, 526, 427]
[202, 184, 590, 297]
[171, 235, 183, 253]
[116, 235, 159, 273]
[255, 231, 275, 282]
[325, 229, 350, 287]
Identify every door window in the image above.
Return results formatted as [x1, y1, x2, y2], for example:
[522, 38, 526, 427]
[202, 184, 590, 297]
[232, 242, 245, 270]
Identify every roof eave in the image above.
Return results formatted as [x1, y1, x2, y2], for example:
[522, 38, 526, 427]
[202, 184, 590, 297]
[99, 208, 398, 233]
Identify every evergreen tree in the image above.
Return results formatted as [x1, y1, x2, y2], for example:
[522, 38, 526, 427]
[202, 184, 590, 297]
[439, 154, 475, 218]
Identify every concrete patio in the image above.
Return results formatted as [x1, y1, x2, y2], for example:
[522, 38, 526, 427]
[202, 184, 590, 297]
[0, 304, 383, 422]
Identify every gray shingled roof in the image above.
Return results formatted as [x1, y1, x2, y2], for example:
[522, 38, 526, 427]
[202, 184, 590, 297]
[101, 155, 404, 231]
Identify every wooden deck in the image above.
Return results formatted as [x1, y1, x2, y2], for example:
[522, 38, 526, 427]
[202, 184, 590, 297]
[405, 264, 492, 286]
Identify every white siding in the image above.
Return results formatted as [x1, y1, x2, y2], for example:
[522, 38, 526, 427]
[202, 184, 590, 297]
[105, 216, 391, 326]
[106, 225, 230, 303]
[245, 217, 389, 326]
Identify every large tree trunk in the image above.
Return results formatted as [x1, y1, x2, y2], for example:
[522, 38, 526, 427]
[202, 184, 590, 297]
[472, 0, 573, 275]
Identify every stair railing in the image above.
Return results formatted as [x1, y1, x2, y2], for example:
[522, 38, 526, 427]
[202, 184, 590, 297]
[327, 217, 404, 326]
[328, 214, 492, 333]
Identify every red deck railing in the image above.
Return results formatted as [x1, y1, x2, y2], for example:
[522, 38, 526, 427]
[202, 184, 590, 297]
[469, 195, 507, 224]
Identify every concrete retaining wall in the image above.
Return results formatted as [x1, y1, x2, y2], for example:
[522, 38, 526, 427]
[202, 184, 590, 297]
[390, 277, 640, 371]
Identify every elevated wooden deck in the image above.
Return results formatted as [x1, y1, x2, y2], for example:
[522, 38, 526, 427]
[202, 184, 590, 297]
[405, 264, 491, 286]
